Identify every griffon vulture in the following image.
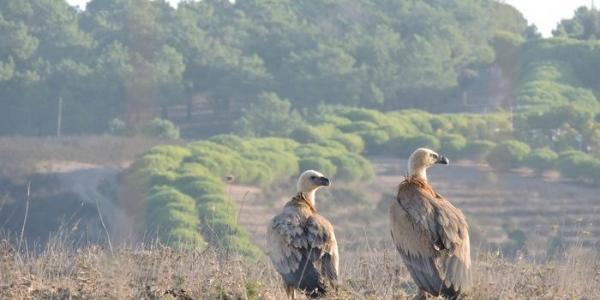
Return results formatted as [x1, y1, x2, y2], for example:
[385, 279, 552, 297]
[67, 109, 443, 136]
[267, 170, 338, 299]
[390, 148, 471, 300]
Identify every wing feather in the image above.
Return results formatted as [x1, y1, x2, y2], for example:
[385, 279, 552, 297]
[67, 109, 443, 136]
[267, 205, 338, 296]
[390, 179, 471, 297]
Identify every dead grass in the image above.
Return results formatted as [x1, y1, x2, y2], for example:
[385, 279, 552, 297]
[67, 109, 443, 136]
[0, 135, 177, 179]
[0, 236, 598, 300]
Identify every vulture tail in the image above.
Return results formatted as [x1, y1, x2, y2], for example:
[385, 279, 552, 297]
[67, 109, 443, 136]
[282, 254, 328, 298]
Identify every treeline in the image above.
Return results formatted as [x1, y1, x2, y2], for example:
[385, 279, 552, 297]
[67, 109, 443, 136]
[0, 0, 530, 135]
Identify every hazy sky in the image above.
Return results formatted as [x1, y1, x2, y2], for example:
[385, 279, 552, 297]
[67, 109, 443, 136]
[66, 0, 594, 37]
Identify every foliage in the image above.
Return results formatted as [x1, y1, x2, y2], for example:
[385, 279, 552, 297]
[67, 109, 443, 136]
[387, 134, 440, 158]
[233, 92, 301, 137]
[553, 7, 600, 40]
[525, 148, 558, 175]
[145, 186, 206, 249]
[556, 150, 600, 184]
[107, 118, 129, 136]
[0, 0, 529, 136]
[463, 140, 497, 162]
[142, 118, 180, 140]
[440, 134, 467, 157]
[129, 133, 372, 255]
[487, 140, 531, 171]
[297, 157, 336, 178]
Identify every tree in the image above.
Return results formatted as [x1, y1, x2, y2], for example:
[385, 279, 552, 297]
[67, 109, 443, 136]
[553, 7, 600, 40]
[233, 92, 301, 137]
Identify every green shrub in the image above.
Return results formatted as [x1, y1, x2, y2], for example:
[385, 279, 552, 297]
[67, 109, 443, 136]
[179, 180, 226, 199]
[290, 126, 327, 144]
[331, 132, 365, 153]
[338, 121, 378, 133]
[359, 130, 390, 154]
[340, 108, 385, 124]
[556, 150, 594, 181]
[386, 134, 440, 158]
[208, 134, 247, 152]
[525, 148, 558, 175]
[439, 134, 467, 157]
[487, 140, 531, 170]
[134, 134, 373, 257]
[142, 118, 180, 139]
[463, 140, 496, 162]
[233, 92, 302, 137]
[148, 171, 180, 186]
[145, 186, 206, 249]
[298, 157, 337, 177]
[107, 118, 128, 136]
[329, 155, 363, 181]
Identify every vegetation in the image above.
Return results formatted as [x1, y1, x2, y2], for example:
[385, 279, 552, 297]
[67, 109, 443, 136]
[128, 134, 373, 255]
[0, 0, 529, 136]
[0, 239, 598, 299]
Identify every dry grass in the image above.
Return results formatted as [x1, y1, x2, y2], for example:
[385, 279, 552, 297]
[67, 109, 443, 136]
[1, 236, 598, 300]
[0, 135, 177, 179]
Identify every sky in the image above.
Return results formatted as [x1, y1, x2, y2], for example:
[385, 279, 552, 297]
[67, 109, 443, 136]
[66, 0, 594, 37]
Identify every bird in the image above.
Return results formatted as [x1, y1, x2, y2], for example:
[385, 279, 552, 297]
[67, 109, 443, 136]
[267, 170, 338, 299]
[390, 148, 471, 300]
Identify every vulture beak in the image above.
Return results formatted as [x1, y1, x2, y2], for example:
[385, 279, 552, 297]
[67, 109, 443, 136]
[436, 155, 450, 165]
[314, 176, 331, 187]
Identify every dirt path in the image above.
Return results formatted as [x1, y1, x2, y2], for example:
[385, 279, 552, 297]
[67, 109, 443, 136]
[49, 162, 133, 243]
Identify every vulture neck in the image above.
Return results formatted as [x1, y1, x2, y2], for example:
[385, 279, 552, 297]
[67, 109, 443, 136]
[300, 190, 317, 207]
[408, 163, 428, 182]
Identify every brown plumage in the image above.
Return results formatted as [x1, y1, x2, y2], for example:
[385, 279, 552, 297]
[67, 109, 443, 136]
[267, 170, 338, 299]
[390, 148, 471, 300]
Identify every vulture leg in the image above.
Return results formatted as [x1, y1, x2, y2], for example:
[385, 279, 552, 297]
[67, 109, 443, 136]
[285, 284, 295, 300]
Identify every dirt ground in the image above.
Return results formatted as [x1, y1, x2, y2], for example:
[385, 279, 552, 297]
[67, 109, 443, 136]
[232, 158, 600, 257]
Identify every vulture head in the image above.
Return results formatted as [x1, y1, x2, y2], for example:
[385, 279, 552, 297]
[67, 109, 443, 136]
[408, 148, 449, 181]
[297, 169, 331, 193]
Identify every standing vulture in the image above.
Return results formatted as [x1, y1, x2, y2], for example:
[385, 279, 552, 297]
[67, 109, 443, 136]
[390, 148, 471, 300]
[267, 170, 338, 299]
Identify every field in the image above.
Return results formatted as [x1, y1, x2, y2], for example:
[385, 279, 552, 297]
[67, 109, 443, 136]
[236, 158, 600, 257]
[1, 139, 600, 299]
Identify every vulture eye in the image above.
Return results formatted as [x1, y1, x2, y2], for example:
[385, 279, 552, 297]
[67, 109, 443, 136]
[432, 154, 439, 159]
[310, 176, 317, 179]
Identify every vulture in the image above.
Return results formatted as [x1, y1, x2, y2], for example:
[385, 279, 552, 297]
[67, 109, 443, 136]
[267, 170, 338, 299]
[390, 148, 471, 300]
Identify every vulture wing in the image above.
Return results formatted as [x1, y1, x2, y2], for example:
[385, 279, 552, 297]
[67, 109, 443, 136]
[390, 179, 470, 297]
[267, 208, 339, 297]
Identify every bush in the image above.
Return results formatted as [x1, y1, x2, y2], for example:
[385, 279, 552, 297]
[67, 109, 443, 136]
[331, 132, 365, 153]
[298, 157, 337, 177]
[329, 155, 363, 181]
[386, 134, 440, 158]
[440, 134, 467, 157]
[233, 92, 302, 137]
[133, 134, 374, 257]
[290, 126, 327, 144]
[107, 118, 128, 136]
[142, 118, 180, 139]
[338, 121, 378, 133]
[463, 140, 496, 162]
[145, 186, 206, 249]
[487, 140, 531, 170]
[525, 148, 558, 175]
[179, 180, 226, 199]
[556, 150, 594, 181]
[359, 130, 390, 154]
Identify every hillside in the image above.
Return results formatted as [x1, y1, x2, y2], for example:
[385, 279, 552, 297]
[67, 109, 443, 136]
[233, 158, 600, 258]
